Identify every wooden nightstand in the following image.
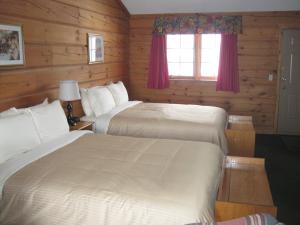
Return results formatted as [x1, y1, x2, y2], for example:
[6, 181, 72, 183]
[216, 156, 276, 221]
[225, 115, 255, 157]
[69, 121, 94, 131]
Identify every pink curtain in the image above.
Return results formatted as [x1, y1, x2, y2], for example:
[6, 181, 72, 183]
[216, 34, 240, 93]
[147, 34, 169, 89]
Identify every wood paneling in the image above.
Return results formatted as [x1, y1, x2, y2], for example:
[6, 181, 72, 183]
[0, 0, 129, 116]
[129, 12, 300, 133]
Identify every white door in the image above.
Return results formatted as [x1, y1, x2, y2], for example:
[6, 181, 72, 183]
[278, 29, 300, 135]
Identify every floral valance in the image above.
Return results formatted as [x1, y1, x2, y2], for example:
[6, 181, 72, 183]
[153, 15, 242, 35]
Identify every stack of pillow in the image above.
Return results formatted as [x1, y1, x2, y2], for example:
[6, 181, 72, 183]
[80, 81, 129, 118]
[0, 99, 69, 164]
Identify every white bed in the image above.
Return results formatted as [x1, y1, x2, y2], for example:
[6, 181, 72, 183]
[0, 130, 92, 200]
[82, 101, 228, 154]
[0, 131, 224, 225]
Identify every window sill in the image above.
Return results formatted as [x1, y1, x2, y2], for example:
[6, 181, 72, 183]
[169, 77, 217, 82]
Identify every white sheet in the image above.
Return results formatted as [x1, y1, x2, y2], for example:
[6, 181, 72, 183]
[81, 101, 142, 133]
[0, 130, 92, 200]
[1, 134, 224, 225]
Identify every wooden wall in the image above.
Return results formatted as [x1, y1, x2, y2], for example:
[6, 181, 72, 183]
[0, 0, 129, 115]
[129, 12, 300, 133]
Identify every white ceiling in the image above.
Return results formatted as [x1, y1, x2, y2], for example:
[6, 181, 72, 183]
[121, 0, 300, 14]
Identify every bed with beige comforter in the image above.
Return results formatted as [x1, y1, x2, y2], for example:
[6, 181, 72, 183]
[92, 102, 228, 154]
[0, 133, 224, 225]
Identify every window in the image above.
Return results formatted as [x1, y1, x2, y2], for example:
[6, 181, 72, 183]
[167, 34, 194, 77]
[167, 34, 221, 80]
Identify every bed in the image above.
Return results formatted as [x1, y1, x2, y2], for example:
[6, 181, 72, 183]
[0, 131, 224, 225]
[80, 82, 228, 154]
[83, 101, 228, 154]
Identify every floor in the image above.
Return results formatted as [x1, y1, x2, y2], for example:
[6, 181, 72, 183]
[255, 134, 300, 225]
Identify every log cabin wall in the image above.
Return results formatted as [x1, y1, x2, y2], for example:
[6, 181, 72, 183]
[129, 12, 300, 133]
[0, 0, 129, 116]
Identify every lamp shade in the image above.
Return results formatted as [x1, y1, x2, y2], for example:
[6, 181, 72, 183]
[59, 80, 81, 101]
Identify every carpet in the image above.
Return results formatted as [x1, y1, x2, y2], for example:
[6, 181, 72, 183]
[281, 135, 300, 153]
[255, 134, 300, 225]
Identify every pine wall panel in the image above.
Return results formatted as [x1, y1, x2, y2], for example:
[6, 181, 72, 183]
[129, 12, 300, 133]
[0, 0, 129, 115]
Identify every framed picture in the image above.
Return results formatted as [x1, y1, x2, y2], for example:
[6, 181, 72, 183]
[0, 23, 25, 66]
[88, 33, 104, 64]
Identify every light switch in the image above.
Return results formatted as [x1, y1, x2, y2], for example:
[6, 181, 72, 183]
[268, 73, 273, 81]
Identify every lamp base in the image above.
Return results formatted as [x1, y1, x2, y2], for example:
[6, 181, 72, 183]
[66, 102, 80, 126]
[67, 116, 77, 126]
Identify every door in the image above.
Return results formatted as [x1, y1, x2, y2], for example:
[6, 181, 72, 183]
[278, 29, 300, 135]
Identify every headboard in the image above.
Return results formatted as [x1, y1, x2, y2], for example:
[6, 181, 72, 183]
[0, 92, 54, 112]
[0, 79, 126, 118]
[0, 92, 84, 118]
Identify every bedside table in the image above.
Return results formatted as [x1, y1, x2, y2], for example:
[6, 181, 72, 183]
[69, 121, 94, 131]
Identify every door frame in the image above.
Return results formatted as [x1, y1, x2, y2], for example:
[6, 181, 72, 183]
[275, 26, 300, 134]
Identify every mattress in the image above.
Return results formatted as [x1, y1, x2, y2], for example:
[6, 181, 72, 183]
[88, 102, 228, 154]
[0, 133, 224, 225]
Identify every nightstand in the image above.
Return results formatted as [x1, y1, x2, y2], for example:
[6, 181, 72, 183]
[69, 121, 94, 131]
[225, 115, 255, 157]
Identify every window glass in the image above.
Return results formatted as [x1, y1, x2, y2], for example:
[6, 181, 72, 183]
[166, 34, 221, 79]
[180, 63, 194, 76]
[180, 49, 194, 62]
[167, 49, 180, 62]
[167, 34, 194, 77]
[168, 63, 180, 76]
[200, 34, 221, 78]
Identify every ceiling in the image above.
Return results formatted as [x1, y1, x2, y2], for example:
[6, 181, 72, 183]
[121, 0, 300, 14]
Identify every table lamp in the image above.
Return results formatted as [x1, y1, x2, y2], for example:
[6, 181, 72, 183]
[59, 80, 81, 126]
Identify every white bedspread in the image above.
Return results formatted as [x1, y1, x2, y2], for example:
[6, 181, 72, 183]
[0, 130, 92, 200]
[82, 101, 141, 133]
[83, 102, 228, 153]
[0, 134, 224, 225]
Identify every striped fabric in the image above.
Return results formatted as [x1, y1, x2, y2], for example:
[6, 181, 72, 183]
[244, 214, 279, 225]
[186, 214, 285, 225]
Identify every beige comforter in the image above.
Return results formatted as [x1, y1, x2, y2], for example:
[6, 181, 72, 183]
[108, 103, 228, 153]
[0, 134, 224, 225]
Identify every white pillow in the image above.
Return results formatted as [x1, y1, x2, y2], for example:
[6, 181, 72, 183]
[0, 108, 19, 118]
[80, 88, 94, 117]
[0, 112, 41, 164]
[106, 81, 129, 106]
[30, 100, 69, 143]
[88, 87, 116, 117]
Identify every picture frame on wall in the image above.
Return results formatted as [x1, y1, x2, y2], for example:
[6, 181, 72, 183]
[0, 23, 25, 66]
[87, 33, 104, 64]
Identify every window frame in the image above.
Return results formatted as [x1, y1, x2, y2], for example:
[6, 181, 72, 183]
[167, 34, 220, 81]
[167, 34, 195, 79]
